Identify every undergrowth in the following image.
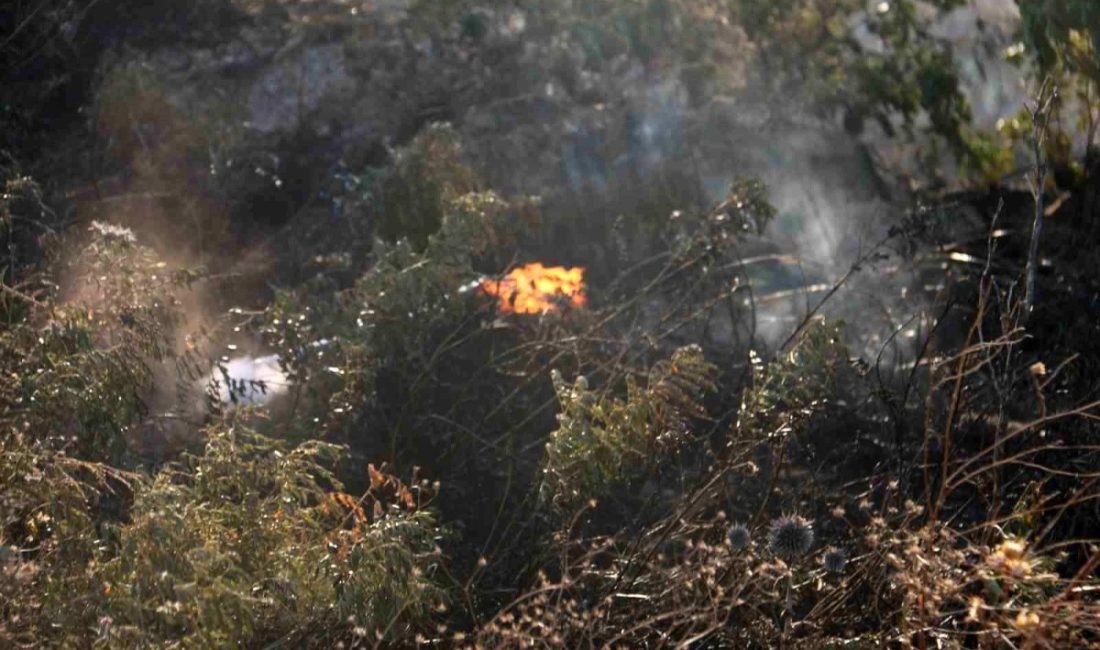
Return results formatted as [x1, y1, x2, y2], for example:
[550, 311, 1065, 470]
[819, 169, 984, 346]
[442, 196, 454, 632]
[2, 1, 1100, 648]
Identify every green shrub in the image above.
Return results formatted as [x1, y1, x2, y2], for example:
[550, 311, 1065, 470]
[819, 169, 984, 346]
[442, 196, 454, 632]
[737, 320, 856, 442]
[92, 423, 445, 648]
[0, 223, 447, 647]
[370, 124, 479, 251]
[543, 345, 715, 510]
[0, 222, 196, 463]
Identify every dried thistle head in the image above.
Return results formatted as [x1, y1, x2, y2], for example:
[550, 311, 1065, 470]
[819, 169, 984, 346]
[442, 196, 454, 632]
[767, 515, 813, 561]
[822, 547, 847, 573]
[727, 524, 751, 551]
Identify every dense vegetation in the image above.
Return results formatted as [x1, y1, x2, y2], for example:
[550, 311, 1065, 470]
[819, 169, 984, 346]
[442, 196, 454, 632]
[2, 0, 1100, 647]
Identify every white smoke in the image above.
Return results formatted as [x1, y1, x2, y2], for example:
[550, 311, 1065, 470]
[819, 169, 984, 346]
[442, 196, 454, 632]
[206, 353, 289, 408]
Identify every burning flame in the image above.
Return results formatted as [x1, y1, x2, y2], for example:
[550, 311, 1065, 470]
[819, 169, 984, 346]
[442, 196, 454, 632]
[481, 262, 587, 314]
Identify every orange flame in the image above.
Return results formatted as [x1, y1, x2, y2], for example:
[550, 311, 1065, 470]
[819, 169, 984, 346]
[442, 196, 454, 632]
[481, 263, 587, 314]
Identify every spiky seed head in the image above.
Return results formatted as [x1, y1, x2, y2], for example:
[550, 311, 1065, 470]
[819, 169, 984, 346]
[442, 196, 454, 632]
[823, 547, 847, 573]
[727, 524, 751, 550]
[767, 515, 814, 560]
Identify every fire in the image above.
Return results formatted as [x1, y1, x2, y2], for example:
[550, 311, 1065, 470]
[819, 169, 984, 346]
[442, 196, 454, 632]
[481, 262, 587, 314]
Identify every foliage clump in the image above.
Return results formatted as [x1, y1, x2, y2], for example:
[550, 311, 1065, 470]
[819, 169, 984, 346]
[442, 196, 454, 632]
[370, 124, 480, 251]
[93, 424, 444, 648]
[1, 226, 445, 648]
[543, 345, 715, 510]
[737, 320, 858, 441]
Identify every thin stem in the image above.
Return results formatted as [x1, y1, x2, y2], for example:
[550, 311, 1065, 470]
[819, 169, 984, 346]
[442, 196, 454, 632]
[1024, 79, 1058, 314]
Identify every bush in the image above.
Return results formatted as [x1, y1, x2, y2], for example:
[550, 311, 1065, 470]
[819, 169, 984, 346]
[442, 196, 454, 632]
[543, 345, 715, 511]
[92, 423, 444, 648]
[0, 223, 448, 648]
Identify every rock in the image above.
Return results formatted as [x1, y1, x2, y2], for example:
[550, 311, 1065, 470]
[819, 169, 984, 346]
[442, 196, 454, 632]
[246, 44, 355, 134]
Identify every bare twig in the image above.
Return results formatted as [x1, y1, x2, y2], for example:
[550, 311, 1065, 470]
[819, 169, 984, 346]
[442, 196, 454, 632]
[1024, 78, 1058, 314]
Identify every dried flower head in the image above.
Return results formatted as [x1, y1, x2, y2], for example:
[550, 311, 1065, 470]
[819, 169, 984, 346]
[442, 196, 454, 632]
[767, 515, 814, 561]
[967, 596, 984, 622]
[988, 539, 1033, 578]
[1013, 608, 1041, 631]
[822, 547, 847, 573]
[727, 524, 751, 550]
